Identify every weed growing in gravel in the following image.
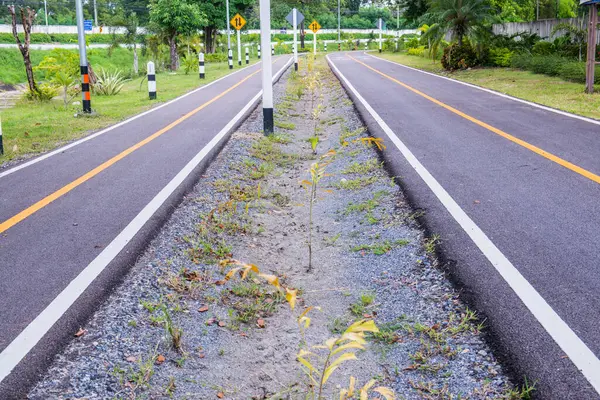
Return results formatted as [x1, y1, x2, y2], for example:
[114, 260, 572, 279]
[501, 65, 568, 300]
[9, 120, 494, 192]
[275, 120, 296, 130]
[352, 239, 410, 255]
[162, 305, 183, 352]
[342, 159, 382, 175]
[350, 292, 376, 317]
[344, 190, 389, 215]
[424, 234, 441, 255]
[337, 176, 378, 190]
[301, 150, 335, 272]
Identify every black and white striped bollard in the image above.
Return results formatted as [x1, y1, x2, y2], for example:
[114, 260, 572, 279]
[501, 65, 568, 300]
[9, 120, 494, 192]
[228, 48, 233, 69]
[338, 42, 341, 51]
[245, 47, 249, 64]
[147, 61, 156, 100]
[365, 41, 368, 51]
[324, 42, 327, 52]
[0, 116, 3, 156]
[271, 43, 274, 56]
[199, 52, 205, 79]
[258, 44, 261, 59]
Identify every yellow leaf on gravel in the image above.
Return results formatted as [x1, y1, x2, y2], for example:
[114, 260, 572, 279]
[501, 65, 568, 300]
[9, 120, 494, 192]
[323, 352, 357, 384]
[285, 288, 298, 310]
[373, 387, 396, 400]
[345, 319, 379, 334]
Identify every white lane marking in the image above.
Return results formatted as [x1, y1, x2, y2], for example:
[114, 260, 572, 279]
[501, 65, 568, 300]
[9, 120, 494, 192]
[0, 56, 293, 384]
[327, 54, 600, 393]
[366, 52, 600, 127]
[0, 60, 266, 180]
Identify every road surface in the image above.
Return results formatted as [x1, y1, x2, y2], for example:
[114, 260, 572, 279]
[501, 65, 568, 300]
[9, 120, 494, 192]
[328, 51, 600, 399]
[0, 55, 292, 399]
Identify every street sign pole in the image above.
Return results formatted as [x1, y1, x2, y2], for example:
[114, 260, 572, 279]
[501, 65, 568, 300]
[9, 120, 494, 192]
[585, 4, 598, 93]
[75, 0, 91, 113]
[226, 0, 231, 69]
[337, 0, 341, 42]
[237, 29, 242, 66]
[259, 0, 273, 135]
[293, 8, 298, 71]
[313, 29, 316, 57]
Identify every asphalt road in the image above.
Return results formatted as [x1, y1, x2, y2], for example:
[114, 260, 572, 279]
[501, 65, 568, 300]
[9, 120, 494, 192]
[0, 55, 291, 399]
[328, 51, 600, 399]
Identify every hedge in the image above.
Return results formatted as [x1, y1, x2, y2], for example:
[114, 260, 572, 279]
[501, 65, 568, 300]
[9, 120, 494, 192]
[511, 54, 600, 84]
[0, 32, 140, 44]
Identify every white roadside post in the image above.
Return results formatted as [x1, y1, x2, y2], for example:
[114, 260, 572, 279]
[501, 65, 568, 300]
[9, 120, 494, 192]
[258, 44, 261, 59]
[293, 8, 298, 71]
[271, 43, 274, 56]
[259, 0, 274, 135]
[365, 41, 368, 51]
[378, 18, 383, 53]
[147, 61, 156, 100]
[324, 41, 327, 52]
[226, 0, 232, 69]
[199, 52, 205, 79]
[245, 46, 249, 64]
[237, 29, 242, 66]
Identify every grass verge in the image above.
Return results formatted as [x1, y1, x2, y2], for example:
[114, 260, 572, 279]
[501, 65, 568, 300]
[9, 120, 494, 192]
[0, 59, 257, 165]
[376, 52, 600, 121]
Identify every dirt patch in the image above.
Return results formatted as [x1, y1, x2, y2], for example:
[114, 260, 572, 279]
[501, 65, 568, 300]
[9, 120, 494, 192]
[29, 57, 521, 400]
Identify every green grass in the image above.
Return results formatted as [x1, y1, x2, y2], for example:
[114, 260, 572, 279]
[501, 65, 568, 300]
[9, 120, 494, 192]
[377, 52, 600, 121]
[0, 57, 256, 165]
[352, 239, 410, 255]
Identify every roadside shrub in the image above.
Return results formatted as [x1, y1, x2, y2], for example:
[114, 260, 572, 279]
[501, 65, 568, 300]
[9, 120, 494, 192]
[405, 37, 420, 49]
[510, 53, 531, 69]
[489, 47, 513, 67]
[26, 83, 58, 102]
[441, 42, 478, 71]
[204, 53, 227, 63]
[93, 69, 127, 96]
[181, 54, 198, 74]
[557, 62, 586, 83]
[407, 46, 425, 56]
[528, 55, 567, 76]
[532, 41, 554, 56]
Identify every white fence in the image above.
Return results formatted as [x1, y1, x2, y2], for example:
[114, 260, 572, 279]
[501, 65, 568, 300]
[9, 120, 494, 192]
[0, 24, 416, 37]
[492, 18, 600, 42]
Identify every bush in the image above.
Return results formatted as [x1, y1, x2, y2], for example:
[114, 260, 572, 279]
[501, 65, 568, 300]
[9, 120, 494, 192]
[93, 69, 127, 96]
[204, 53, 227, 63]
[405, 37, 420, 49]
[510, 53, 531, 69]
[532, 41, 554, 56]
[528, 55, 567, 76]
[489, 47, 513, 67]
[26, 83, 58, 102]
[557, 61, 586, 83]
[441, 42, 479, 71]
[407, 46, 426, 56]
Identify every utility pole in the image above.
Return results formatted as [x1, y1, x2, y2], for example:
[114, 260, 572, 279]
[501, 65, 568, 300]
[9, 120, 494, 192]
[93, 0, 98, 27]
[44, 0, 48, 26]
[226, 0, 232, 69]
[585, 4, 598, 94]
[259, 0, 273, 134]
[75, 0, 91, 113]
[536, 0, 539, 20]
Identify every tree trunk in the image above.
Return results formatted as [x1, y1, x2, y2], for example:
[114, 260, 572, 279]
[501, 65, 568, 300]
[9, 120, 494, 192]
[8, 6, 38, 95]
[204, 26, 216, 53]
[168, 34, 178, 71]
[133, 43, 139, 75]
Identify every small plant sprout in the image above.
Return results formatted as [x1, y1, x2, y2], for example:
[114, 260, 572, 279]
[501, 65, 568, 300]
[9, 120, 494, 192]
[308, 136, 319, 155]
[297, 319, 394, 399]
[162, 305, 183, 352]
[300, 150, 336, 272]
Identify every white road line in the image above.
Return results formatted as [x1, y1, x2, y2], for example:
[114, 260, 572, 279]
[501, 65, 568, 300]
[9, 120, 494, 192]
[366, 52, 600, 126]
[0, 60, 266, 180]
[327, 54, 600, 393]
[0, 56, 293, 384]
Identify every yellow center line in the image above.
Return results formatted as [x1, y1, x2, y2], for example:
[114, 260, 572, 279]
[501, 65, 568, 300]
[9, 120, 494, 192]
[0, 68, 262, 235]
[346, 53, 600, 186]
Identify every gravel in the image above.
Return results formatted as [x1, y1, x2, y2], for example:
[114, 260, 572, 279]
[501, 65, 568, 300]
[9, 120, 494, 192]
[29, 57, 516, 400]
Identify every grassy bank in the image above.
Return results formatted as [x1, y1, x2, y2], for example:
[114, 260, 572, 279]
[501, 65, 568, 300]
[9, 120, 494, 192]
[376, 52, 600, 121]
[0, 60, 256, 165]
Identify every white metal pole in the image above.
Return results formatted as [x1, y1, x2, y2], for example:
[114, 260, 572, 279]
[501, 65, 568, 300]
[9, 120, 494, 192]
[237, 29, 242, 66]
[313, 31, 316, 57]
[259, 0, 273, 135]
[93, 0, 98, 27]
[337, 0, 341, 42]
[75, 0, 91, 113]
[226, 0, 232, 68]
[44, 0, 48, 26]
[396, 7, 399, 51]
[379, 19, 382, 53]
[293, 8, 298, 71]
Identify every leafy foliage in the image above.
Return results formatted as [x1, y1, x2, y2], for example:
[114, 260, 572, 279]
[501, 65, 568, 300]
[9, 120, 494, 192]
[441, 42, 479, 70]
[93, 69, 128, 96]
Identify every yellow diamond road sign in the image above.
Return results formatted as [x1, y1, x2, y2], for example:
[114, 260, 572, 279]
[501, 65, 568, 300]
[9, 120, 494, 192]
[308, 20, 321, 33]
[230, 13, 246, 30]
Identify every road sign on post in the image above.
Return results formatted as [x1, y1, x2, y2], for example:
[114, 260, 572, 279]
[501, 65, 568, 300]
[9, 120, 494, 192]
[230, 13, 246, 67]
[309, 20, 320, 57]
[259, 0, 274, 135]
[83, 19, 93, 32]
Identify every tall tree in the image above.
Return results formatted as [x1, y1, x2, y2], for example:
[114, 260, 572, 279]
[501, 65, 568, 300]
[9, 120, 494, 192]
[8, 5, 38, 95]
[149, 0, 207, 70]
[428, 0, 491, 45]
[198, 0, 254, 54]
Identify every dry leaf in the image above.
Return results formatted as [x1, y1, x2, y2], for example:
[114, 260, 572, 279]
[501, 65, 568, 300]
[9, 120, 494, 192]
[214, 280, 226, 286]
[218, 321, 226, 327]
[198, 305, 209, 313]
[126, 356, 137, 362]
[156, 355, 165, 364]
[199, 352, 206, 359]
[256, 319, 265, 328]
[217, 392, 224, 398]
[74, 328, 86, 337]
[206, 318, 215, 326]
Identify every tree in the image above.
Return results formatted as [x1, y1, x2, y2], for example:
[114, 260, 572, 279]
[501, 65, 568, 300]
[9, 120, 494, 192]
[428, 0, 491, 45]
[198, 0, 254, 54]
[8, 6, 38, 95]
[121, 12, 142, 74]
[552, 21, 586, 61]
[149, 0, 207, 70]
